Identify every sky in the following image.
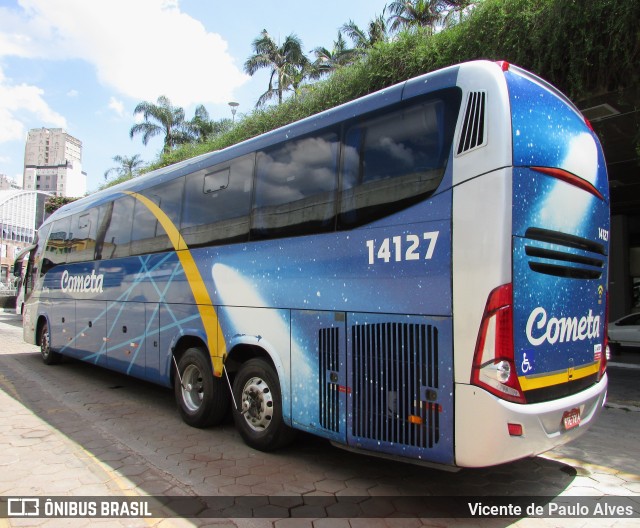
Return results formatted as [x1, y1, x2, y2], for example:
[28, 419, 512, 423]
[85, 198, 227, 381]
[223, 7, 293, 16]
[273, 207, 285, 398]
[0, 0, 390, 193]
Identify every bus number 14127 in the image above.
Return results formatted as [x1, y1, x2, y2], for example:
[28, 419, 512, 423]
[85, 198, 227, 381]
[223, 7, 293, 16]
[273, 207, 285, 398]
[366, 231, 439, 265]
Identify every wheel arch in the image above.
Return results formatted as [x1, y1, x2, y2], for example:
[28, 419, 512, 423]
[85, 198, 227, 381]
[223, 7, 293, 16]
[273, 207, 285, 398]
[225, 343, 278, 376]
[169, 333, 210, 387]
[35, 314, 50, 346]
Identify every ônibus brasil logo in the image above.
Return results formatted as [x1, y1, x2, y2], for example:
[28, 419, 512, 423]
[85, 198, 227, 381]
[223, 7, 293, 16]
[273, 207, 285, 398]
[526, 307, 600, 346]
[60, 269, 104, 294]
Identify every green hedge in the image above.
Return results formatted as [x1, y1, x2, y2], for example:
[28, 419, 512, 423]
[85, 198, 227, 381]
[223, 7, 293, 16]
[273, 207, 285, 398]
[155, 0, 638, 170]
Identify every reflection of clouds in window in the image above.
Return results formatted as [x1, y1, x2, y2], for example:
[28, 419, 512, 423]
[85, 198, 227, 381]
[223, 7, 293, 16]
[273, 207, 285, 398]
[339, 89, 461, 228]
[376, 136, 415, 166]
[257, 134, 338, 207]
[343, 144, 359, 167]
[289, 136, 335, 165]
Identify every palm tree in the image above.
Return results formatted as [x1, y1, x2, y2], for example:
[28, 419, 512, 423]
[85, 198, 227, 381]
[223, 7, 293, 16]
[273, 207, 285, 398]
[103, 154, 145, 182]
[129, 96, 191, 153]
[244, 29, 309, 106]
[442, 0, 476, 27]
[387, 0, 445, 34]
[313, 32, 357, 75]
[341, 13, 389, 54]
[187, 105, 233, 142]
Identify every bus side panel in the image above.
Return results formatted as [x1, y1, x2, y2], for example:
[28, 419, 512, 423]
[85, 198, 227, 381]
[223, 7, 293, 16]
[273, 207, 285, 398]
[74, 300, 108, 367]
[105, 300, 146, 378]
[291, 310, 346, 443]
[144, 304, 161, 383]
[218, 306, 292, 425]
[48, 298, 76, 357]
[346, 312, 454, 465]
[207, 193, 453, 318]
[452, 167, 513, 384]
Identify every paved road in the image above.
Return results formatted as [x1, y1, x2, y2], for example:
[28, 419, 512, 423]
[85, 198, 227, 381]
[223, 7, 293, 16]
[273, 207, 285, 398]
[0, 311, 638, 527]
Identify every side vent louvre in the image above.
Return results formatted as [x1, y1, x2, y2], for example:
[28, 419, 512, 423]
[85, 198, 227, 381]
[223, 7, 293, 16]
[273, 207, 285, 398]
[457, 91, 486, 155]
[319, 327, 340, 432]
[352, 323, 440, 449]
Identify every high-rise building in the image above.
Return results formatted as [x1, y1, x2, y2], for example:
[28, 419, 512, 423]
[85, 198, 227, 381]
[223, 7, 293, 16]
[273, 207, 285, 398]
[22, 128, 87, 197]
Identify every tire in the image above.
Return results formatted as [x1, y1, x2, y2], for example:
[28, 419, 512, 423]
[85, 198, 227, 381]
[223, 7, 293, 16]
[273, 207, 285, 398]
[174, 347, 230, 428]
[40, 321, 61, 365]
[232, 358, 296, 451]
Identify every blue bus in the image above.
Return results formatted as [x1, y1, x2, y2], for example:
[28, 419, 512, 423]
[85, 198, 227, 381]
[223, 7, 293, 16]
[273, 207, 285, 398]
[19, 61, 609, 468]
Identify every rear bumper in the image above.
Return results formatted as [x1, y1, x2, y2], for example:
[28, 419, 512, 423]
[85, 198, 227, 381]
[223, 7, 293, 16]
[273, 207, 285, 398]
[454, 374, 607, 467]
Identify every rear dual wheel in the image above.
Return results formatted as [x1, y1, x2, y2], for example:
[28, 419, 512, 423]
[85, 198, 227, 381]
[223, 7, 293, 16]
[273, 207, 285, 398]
[232, 358, 296, 451]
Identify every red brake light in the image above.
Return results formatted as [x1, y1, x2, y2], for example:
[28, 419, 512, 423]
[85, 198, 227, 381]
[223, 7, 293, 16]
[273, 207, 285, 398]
[532, 166, 604, 201]
[471, 284, 526, 404]
[496, 60, 510, 72]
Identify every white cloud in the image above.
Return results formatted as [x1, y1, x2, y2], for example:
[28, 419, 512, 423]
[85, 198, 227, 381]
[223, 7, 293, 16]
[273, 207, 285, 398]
[67, 89, 79, 97]
[108, 96, 125, 118]
[0, 66, 67, 143]
[3, 0, 248, 106]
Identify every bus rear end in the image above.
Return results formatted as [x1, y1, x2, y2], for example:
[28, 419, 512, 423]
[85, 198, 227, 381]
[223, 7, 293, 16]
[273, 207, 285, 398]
[454, 62, 609, 467]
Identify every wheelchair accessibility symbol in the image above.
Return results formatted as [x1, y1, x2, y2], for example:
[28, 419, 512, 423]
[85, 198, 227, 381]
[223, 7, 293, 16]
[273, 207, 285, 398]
[521, 352, 534, 374]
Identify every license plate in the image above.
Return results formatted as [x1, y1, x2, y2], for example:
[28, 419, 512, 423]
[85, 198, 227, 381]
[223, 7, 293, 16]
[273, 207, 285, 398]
[563, 408, 581, 430]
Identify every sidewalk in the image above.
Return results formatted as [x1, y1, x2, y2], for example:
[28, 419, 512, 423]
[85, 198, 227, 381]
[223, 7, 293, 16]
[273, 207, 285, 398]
[0, 374, 198, 528]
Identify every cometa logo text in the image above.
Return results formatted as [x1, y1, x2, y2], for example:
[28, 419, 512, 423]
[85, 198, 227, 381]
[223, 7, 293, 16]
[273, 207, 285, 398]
[526, 307, 600, 346]
[60, 270, 104, 294]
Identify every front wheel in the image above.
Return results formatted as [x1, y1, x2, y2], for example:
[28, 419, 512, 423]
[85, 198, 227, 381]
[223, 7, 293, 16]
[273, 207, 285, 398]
[174, 347, 230, 428]
[232, 358, 296, 451]
[40, 321, 61, 365]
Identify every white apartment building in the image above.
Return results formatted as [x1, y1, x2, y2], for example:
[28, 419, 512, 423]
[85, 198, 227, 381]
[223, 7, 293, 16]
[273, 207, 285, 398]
[22, 128, 87, 197]
[0, 190, 50, 285]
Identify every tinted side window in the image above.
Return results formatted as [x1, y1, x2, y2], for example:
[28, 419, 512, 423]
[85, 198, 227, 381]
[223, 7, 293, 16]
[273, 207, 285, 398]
[68, 208, 101, 263]
[34, 224, 50, 263]
[100, 197, 134, 259]
[42, 217, 71, 272]
[131, 177, 184, 255]
[181, 155, 254, 248]
[339, 88, 461, 228]
[252, 132, 338, 239]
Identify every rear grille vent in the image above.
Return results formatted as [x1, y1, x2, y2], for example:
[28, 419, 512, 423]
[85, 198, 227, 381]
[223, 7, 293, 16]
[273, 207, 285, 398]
[524, 228, 605, 280]
[457, 91, 486, 155]
[525, 228, 605, 255]
[319, 327, 340, 432]
[351, 323, 440, 449]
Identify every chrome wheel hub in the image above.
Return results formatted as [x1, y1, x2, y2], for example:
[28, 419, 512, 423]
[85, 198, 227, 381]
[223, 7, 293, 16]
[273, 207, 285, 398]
[240, 376, 273, 431]
[181, 364, 204, 412]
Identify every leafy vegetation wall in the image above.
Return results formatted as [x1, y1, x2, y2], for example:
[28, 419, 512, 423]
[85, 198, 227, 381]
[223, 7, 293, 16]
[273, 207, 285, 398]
[158, 0, 639, 169]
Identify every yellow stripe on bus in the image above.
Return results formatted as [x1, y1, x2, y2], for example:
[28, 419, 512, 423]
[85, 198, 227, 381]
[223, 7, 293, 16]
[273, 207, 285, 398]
[518, 361, 600, 391]
[124, 191, 226, 376]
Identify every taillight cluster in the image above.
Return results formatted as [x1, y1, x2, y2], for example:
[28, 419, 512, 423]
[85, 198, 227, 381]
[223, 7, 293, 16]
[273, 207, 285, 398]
[471, 283, 526, 404]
